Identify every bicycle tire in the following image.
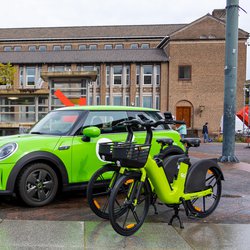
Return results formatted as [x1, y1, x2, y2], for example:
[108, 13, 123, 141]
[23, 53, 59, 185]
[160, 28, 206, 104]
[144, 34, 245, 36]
[186, 167, 222, 218]
[87, 165, 119, 219]
[109, 172, 151, 236]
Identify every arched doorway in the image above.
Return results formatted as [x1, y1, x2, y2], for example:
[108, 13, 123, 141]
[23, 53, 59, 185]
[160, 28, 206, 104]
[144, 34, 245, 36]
[175, 100, 193, 128]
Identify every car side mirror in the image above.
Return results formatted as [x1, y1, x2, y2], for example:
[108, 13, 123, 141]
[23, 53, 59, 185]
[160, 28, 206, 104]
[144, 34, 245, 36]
[82, 126, 101, 142]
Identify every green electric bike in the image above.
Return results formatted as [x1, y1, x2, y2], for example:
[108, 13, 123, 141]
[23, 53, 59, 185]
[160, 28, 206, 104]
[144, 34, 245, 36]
[87, 115, 185, 219]
[108, 118, 224, 236]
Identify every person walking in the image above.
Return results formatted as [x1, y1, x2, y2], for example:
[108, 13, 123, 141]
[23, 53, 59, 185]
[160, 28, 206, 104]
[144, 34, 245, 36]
[177, 122, 187, 139]
[202, 122, 209, 143]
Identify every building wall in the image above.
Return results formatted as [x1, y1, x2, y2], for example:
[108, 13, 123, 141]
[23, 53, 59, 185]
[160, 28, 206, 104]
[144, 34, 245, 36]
[167, 40, 247, 133]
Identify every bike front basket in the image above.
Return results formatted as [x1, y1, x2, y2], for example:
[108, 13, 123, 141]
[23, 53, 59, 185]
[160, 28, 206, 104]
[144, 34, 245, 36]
[99, 142, 129, 161]
[112, 144, 151, 168]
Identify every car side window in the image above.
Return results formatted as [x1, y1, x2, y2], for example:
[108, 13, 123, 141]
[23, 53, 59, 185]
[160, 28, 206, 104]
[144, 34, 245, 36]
[82, 111, 128, 134]
[127, 111, 168, 130]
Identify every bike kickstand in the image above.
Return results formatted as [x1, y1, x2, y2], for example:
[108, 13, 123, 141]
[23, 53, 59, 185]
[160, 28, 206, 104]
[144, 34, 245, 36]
[168, 205, 184, 229]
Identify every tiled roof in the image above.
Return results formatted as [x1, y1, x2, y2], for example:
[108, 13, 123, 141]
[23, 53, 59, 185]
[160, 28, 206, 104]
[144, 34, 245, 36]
[0, 24, 186, 41]
[0, 49, 168, 64]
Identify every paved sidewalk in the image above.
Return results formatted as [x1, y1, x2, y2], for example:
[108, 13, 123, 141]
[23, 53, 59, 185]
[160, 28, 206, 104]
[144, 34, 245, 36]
[1, 220, 250, 249]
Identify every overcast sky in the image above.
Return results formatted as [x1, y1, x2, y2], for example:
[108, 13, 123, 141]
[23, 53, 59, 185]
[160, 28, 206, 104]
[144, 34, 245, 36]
[0, 0, 250, 78]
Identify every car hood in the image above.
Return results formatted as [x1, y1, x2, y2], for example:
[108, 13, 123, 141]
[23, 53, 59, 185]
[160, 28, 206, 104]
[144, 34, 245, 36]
[0, 134, 61, 149]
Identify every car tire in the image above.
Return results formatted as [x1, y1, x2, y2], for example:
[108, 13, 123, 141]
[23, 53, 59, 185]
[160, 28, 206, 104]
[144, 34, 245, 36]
[17, 163, 58, 207]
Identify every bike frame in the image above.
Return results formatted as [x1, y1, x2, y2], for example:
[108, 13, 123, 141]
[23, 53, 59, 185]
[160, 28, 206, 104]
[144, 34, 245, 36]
[120, 155, 212, 205]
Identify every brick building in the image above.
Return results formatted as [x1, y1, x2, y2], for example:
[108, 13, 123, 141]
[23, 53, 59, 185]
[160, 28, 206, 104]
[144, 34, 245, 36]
[0, 10, 249, 136]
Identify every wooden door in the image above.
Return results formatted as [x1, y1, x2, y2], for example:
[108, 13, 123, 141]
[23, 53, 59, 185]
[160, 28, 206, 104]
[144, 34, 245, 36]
[176, 106, 191, 128]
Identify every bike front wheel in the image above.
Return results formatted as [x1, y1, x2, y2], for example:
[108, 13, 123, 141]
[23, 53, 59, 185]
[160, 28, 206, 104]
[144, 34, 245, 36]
[109, 172, 151, 236]
[87, 165, 119, 219]
[186, 167, 222, 218]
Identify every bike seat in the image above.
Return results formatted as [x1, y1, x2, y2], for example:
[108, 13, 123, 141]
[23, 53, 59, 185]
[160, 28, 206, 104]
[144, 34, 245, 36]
[156, 138, 174, 146]
[181, 138, 201, 147]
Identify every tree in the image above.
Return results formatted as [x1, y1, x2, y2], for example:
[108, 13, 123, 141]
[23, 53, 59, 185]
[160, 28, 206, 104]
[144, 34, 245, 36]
[0, 62, 15, 85]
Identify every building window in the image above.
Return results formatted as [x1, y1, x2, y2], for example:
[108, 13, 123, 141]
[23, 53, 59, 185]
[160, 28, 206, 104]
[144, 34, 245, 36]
[113, 65, 122, 85]
[104, 44, 112, 50]
[48, 65, 71, 72]
[130, 43, 139, 49]
[79, 44, 87, 50]
[77, 65, 100, 86]
[143, 96, 152, 108]
[14, 46, 22, 51]
[28, 46, 36, 52]
[19, 67, 24, 86]
[96, 96, 100, 105]
[178, 65, 191, 80]
[156, 65, 160, 85]
[141, 43, 150, 49]
[53, 66, 65, 72]
[113, 96, 122, 106]
[89, 44, 97, 50]
[95, 66, 100, 86]
[38, 45, 47, 52]
[126, 66, 130, 85]
[106, 96, 110, 105]
[136, 65, 140, 85]
[136, 96, 140, 107]
[88, 96, 93, 105]
[156, 96, 160, 110]
[26, 67, 36, 86]
[106, 66, 110, 86]
[38, 96, 49, 120]
[143, 65, 153, 84]
[125, 96, 130, 106]
[83, 66, 95, 71]
[53, 45, 61, 51]
[64, 45, 72, 50]
[0, 96, 37, 123]
[4, 46, 12, 51]
[115, 44, 123, 49]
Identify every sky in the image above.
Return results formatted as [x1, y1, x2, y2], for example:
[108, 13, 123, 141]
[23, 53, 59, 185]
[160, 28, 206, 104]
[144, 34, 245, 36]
[0, 0, 250, 79]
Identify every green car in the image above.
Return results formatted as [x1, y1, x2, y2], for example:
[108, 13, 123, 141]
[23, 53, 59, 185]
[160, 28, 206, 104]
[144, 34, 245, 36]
[0, 106, 184, 207]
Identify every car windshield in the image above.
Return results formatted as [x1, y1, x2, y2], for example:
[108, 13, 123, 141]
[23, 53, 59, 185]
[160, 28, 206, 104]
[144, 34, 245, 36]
[30, 110, 82, 135]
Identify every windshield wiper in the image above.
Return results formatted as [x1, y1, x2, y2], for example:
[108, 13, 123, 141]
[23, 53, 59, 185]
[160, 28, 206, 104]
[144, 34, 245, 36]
[30, 131, 43, 134]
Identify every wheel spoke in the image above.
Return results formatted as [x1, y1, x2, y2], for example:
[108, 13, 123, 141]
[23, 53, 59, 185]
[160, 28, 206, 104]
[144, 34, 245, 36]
[92, 190, 110, 197]
[27, 174, 37, 185]
[27, 186, 37, 198]
[38, 170, 48, 181]
[43, 180, 53, 190]
[38, 189, 47, 201]
[132, 209, 140, 224]
[101, 197, 109, 213]
[122, 208, 131, 228]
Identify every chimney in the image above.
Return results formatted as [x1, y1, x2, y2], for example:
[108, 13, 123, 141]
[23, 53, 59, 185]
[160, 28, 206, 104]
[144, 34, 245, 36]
[212, 9, 226, 21]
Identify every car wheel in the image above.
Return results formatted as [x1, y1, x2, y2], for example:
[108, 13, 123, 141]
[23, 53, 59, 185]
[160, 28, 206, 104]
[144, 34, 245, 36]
[17, 163, 58, 207]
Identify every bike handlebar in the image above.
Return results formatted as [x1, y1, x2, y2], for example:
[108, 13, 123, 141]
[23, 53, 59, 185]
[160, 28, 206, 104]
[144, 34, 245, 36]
[119, 118, 185, 128]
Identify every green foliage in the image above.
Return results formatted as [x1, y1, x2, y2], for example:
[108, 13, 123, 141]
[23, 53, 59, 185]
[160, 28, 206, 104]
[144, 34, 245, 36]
[0, 62, 15, 85]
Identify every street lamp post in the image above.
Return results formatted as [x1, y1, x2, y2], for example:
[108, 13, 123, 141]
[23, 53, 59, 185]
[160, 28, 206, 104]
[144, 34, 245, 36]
[219, 0, 239, 162]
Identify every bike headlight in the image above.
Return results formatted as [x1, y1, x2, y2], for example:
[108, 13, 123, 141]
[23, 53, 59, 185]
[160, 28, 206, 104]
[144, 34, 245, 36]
[0, 143, 18, 160]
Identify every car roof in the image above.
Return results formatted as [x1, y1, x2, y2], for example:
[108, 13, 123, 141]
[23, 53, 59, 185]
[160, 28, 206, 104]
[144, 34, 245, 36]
[57, 105, 159, 112]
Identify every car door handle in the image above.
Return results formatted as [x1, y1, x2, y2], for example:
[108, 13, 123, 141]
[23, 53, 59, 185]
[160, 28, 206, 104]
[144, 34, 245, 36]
[58, 145, 70, 150]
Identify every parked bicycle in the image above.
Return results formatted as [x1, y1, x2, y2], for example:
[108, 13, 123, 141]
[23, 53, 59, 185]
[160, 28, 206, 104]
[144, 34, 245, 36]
[87, 114, 185, 220]
[107, 119, 224, 236]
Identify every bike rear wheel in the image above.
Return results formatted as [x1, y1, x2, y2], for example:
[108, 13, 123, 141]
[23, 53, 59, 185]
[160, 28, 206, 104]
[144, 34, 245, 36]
[186, 167, 222, 218]
[109, 172, 151, 236]
[87, 165, 119, 219]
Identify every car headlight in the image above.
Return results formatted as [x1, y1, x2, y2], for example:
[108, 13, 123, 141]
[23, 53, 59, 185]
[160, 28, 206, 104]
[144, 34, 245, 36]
[0, 143, 18, 160]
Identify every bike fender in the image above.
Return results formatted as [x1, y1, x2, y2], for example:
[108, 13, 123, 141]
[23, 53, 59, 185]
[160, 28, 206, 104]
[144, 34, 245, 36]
[185, 158, 224, 193]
